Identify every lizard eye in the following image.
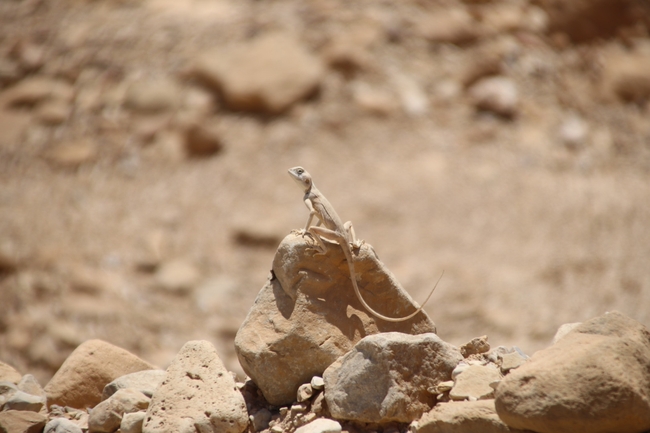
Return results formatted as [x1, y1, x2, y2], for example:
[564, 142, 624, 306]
[297, 168, 304, 174]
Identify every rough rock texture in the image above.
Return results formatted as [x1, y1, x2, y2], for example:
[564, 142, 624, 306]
[88, 388, 150, 433]
[44, 418, 84, 433]
[0, 362, 21, 384]
[294, 418, 342, 433]
[449, 365, 501, 401]
[235, 233, 437, 406]
[495, 311, 650, 433]
[0, 410, 47, 433]
[44, 339, 156, 410]
[102, 369, 166, 400]
[193, 33, 324, 114]
[142, 340, 248, 433]
[323, 332, 462, 424]
[416, 400, 522, 433]
[121, 411, 146, 433]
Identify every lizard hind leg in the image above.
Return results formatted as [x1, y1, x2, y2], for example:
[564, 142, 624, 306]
[344, 221, 364, 249]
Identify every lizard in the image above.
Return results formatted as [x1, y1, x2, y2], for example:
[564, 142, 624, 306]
[288, 166, 441, 322]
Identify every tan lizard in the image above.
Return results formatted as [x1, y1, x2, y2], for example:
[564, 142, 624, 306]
[288, 166, 441, 322]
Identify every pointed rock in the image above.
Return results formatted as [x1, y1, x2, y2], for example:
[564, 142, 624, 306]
[142, 340, 248, 433]
[235, 233, 437, 406]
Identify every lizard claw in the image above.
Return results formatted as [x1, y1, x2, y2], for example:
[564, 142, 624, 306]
[351, 239, 365, 249]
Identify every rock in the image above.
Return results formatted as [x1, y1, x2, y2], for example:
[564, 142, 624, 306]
[44, 418, 84, 433]
[0, 381, 18, 407]
[183, 122, 223, 157]
[602, 51, 650, 105]
[460, 336, 490, 357]
[88, 388, 150, 433]
[193, 32, 324, 114]
[310, 376, 324, 390]
[297, 383, 313, 402]
[294, 418, 342, 433]
[0, 362, 22, 384]
[0, 76, 74, 108]
[558, 115, 588, 149]
[495, 311, 650, 433]
[449, 365, 502, 401]
[416, 399, 520, 433]
[44, 140, 97, 168]
[323, 332, 462, 424]
[121, 411, 146, 433]
[0, 410, 47, 433]
[416, 7, 480, 44]
[102, 369, 166, 400]
[35, 100, 71, 125]
[498, 351, 528, 374]
[350, 82, 396, 116]
[154, 259, 201, 294]
[249, 408, 271, 432]
[142, 340, 248, 433]
[551, 322, 581, 344]
[3, 390, 45, 412]
[124, 78, 181, 113]
[235, 233, 437, 406]
[47, 407, 88, 431]
[17, 375, 45, 398]
[468, 76, 518, 118]
[44, 339, 156, 410]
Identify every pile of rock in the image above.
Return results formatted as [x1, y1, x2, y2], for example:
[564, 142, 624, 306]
[2, 234, 650, 433]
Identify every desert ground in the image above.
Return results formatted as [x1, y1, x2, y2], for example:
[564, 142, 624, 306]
[1, 0, 649, 385]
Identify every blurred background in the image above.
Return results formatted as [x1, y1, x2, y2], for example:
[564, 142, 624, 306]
[1, 0, 649, 385]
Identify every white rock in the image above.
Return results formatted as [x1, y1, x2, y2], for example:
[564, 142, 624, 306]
[294, 418, 342, 433]
[102, 369, 167, 400]
[469, 76, 518, 118]
[449, 365, 502, 401]
[3, 390, 45, 412]
[121, 411, 146, 433]
[297, 383, 313, 402]
[552, 322, 582, 344]
[310, 376, 324, 390]
[44, 418, 83, 433]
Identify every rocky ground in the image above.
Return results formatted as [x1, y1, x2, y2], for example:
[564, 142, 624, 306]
[1, 0, 650, 411]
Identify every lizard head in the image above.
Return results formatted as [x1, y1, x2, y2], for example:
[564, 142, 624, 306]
[288, 166, 312, 191]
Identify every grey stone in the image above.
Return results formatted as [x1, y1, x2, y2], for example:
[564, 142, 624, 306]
[3, 390, 45, 412]
[88, 388, 150, 433]
[324, 332, 462, 423]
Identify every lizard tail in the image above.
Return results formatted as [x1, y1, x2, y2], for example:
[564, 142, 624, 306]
[345, 248, 443, 322]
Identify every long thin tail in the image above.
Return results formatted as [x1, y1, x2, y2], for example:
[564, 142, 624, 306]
[343, 245, 443, 322]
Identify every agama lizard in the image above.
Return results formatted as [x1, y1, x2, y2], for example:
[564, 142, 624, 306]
[288, 166, 441, 322]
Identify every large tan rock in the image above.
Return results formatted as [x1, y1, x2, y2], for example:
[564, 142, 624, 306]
[0, 410, 46, 433]
[143, 340, 248, 433]
[235, 233, 437, 406]
[495, 311, 650, 433]
[416, 400, 523, 433]
[44, 339, 156, 410]
[324, 332, 462, 424]
[193, 32, 324, 114]
[0, 361, 21, 384]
